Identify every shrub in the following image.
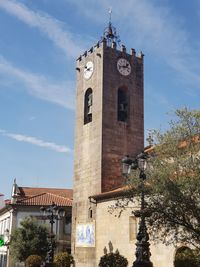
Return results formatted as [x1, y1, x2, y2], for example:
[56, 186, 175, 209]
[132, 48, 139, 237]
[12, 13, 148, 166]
[25, 255, 42, 267]
[54, 252, 73, 267]
[99, 250, 128, 267]
[174, 247, 199, 267]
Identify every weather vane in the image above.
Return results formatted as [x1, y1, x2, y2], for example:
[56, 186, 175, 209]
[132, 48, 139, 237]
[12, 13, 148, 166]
[102, 7, 121, 47]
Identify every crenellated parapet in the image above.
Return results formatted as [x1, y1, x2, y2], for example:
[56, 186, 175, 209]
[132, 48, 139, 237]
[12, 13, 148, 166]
[76, 39, 144, 66]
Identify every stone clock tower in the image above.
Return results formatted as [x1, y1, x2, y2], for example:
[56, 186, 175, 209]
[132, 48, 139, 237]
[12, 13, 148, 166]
[72, 20, 144, 266]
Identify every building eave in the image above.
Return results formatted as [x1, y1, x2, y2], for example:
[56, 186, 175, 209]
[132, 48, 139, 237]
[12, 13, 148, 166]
[90, 186, 133, 203]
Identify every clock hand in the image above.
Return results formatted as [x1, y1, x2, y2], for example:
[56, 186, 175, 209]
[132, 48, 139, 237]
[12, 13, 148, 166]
[122, 64, 130, 69]
[84, 66, 92, 71]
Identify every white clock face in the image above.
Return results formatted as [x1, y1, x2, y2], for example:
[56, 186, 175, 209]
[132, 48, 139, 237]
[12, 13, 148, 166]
[84, 61, 94, 80]
[117, 58, 131, 76]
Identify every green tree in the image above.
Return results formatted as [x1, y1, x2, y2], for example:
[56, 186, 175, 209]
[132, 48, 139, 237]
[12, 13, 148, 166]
[145, 108, 200, 248]
[10, 217, 49, 262]
[113, 108, 200, 248]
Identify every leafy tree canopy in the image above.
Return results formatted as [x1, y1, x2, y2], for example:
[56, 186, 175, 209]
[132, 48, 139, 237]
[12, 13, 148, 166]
[10, 217, 49, 262]
[145, 108, 200, 248]
[112, 108, 200, 248]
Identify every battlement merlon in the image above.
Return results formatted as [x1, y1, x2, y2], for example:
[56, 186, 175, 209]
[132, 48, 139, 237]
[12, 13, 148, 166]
[76, 40, 144, 68]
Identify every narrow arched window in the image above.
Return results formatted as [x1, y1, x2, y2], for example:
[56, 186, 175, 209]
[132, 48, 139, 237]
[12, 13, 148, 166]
[84, 88, 93, 124]
[118, 88, 128, 122]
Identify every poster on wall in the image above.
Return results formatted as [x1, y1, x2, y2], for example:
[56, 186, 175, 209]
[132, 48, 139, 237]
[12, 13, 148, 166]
[76, 222, 95, 247]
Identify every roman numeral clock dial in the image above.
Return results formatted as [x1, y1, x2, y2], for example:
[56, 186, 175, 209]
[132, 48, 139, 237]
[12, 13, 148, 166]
[117, 58, 131, 76]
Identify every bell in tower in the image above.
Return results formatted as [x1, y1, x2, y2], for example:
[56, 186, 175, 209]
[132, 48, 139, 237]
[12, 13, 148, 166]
[84, 88, 93, 124]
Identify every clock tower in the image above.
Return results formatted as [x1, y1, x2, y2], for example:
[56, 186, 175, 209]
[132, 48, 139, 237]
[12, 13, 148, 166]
[72, 20, 144, 266]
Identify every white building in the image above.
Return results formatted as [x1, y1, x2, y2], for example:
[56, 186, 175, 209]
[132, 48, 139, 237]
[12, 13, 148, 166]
[0, 181, 73, 267]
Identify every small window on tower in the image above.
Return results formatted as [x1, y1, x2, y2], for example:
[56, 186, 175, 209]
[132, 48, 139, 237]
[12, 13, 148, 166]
[118, 88, 128, 122]
[84, 88, 93, 124]
[88, 207, 93, 219]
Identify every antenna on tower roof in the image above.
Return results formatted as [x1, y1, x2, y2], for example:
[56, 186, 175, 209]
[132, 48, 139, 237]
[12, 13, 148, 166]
[101, 8, 121, 47]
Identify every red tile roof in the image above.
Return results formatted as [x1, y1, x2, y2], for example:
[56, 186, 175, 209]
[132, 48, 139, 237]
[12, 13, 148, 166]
[16, 192, 72, 207]
[12, 186, 73, 207]
[18, 187, 73, 199]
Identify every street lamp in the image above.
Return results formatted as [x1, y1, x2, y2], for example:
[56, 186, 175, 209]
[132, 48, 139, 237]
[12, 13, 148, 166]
[40, 202, 65, 267]
[122, 152, 153, 267]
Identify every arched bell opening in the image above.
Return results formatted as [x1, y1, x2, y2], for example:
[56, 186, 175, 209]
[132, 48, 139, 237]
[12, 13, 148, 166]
[117, 87, 129, 122]
[84, 88, 93, 124]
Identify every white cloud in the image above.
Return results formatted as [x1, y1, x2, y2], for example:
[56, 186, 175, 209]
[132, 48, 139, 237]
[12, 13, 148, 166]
[0, 129, 71, 153]
[0, 55, 75, 109]
[0, 0, 83, 58]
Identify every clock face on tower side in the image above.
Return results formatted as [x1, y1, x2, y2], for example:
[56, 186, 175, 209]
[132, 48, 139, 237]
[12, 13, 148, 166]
[84, 61, 94, 80]
[117, 58, 131, 76]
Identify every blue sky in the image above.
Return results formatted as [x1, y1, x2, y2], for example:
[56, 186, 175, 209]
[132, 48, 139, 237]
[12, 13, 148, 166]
[0, 0, 199, 199]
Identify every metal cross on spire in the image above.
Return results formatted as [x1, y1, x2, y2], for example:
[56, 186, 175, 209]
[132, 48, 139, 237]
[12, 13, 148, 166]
[102, 8, 121, 46]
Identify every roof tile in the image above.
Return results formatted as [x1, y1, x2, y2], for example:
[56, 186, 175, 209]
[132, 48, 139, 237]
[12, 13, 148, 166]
[18, 187, 73, 199]
[16, 192, 72, 207]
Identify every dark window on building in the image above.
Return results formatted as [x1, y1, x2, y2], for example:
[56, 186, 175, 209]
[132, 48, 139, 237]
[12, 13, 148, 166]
[118, 88, 128, 122]
[65, 216, 71, 235]
[84, 88, 93, 124]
